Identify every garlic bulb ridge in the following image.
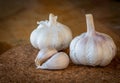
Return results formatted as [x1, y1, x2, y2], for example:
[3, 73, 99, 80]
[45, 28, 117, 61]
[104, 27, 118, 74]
[30, 13, 72, 50]
[70, 14, 116, 66]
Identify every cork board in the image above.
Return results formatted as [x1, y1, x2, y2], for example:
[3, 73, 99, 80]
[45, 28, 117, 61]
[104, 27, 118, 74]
[0, 44, 120, 83]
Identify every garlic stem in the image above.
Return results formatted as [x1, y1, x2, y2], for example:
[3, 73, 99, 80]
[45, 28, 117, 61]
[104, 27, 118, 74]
[49, 13, 57, 26]
[86, 14, 95, 36]
[37, 21, 40, 24]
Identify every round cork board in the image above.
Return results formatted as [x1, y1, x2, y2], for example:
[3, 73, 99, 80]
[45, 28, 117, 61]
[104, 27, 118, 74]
[0, 44, 120, 83]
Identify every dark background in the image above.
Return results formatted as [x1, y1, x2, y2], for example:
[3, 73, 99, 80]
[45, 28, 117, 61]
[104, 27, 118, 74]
[0, 0, 120, 54]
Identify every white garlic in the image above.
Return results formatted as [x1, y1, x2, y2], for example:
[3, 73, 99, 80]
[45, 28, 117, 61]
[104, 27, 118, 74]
[30, 13, 72, 51]
[35, 48, 57, 66]
[70, 14, 116, 66]
[35, 48, 69, 70]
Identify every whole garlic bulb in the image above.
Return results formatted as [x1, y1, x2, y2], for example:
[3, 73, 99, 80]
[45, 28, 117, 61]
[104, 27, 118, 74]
[70, 14, 116, 66]
[35, 48, 69, 69]
[30, 13, 72, 51]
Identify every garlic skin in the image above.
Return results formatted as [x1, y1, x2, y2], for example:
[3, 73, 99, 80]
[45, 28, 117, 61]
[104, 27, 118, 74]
[35, 48, 69, 70]
[35, 48, 57, 67]
[30, 13, 72, 51]
[70, 14, 116, 66]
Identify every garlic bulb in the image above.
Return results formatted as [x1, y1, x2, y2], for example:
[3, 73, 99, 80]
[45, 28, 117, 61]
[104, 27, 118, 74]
[35, 48, 69, 69]
[70, 14, 116, 66]
[30, 13, 72, 51]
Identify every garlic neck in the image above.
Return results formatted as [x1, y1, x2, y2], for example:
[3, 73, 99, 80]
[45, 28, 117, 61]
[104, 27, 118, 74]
[86, 14, 95, 36]
[49, 13, 57, 26]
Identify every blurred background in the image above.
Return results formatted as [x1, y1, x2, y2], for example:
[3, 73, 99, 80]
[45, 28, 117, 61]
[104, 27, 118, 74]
[0, 0, 120, 54]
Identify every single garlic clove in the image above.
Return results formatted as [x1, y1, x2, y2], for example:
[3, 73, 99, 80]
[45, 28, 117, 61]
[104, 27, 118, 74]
[70, 14, 116, 66]
[37, 52, 69, 70]
[35, 48, 57, 67]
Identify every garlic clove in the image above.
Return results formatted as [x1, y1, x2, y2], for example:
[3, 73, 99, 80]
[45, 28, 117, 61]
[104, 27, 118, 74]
[99, 34, 116, 66]
[70, 33, 88, 65]
[70, 14, 116, 66]
[35, 48, 57, 67]
[37, 52, 69, 70]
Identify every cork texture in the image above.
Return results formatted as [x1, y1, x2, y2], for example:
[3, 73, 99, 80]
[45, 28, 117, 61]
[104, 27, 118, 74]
[0, 44, 120, 83]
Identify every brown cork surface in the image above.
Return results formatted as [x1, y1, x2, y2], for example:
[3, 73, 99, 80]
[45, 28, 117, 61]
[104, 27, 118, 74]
[0, 44, 120, 83]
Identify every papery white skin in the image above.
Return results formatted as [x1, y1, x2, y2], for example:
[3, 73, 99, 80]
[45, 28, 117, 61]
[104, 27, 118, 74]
[37, 52, 69, 69]
[30, 13, 72, 51]
[35, 48, 69, 70]
[70, 14, 116, 66]
[35, 48, 57, 67]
